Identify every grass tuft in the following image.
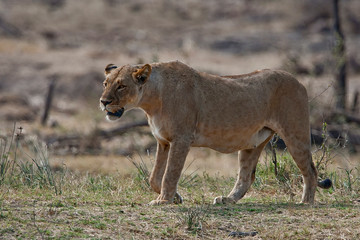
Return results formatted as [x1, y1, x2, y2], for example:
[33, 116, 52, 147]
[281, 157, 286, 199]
[127, 154, 151, 189]
[0, 125, 66, 195]
[178, 203, 209, 234]
[17, 138, 66, 195]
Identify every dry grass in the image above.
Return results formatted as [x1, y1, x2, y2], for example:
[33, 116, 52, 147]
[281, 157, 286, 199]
[1, 169, 360, 239]
[59, 148, 239, 177]
[1, 135, 359, 239]
[59, 146, 359, 178]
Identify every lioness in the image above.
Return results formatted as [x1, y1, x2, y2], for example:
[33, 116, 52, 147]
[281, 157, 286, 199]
[100, 61, 331, 205]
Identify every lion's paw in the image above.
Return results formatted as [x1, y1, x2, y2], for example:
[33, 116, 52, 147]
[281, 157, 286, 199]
[213, 196, 236, 205]
[174, 193, 183, 204]
[148, 199, 170, 206]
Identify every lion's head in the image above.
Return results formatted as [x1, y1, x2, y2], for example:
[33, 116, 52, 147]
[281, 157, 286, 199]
[99, 63, 152, 121]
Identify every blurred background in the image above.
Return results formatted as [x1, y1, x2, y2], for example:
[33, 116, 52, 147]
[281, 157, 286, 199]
[0, 0, 359, 175]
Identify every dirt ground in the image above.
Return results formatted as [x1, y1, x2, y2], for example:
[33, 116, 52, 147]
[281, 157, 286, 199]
[0, 0, 360, 173]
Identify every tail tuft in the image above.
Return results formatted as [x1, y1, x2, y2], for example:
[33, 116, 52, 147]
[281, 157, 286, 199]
[317, 178, 332, 189]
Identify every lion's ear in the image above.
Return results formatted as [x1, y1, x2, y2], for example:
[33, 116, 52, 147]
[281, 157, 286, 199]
[104, 63, 118, 75]
[133, 64, 152, 84]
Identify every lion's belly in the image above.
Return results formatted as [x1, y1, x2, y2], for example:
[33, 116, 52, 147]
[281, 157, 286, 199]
[192, 126, 273, 153]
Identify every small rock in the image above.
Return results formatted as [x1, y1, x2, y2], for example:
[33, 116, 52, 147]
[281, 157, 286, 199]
[229, 231, 258, 237]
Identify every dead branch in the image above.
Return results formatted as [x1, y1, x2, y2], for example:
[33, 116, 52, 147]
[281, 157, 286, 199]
[97, 120, 148, 139]
[329, 110, 360, 125]
[43, 120, 150, 154]
[41, 75, 58, 126]
[333, 0, 347, 110]
[311, 127, 360, 147]
[351, 91, 359, 114]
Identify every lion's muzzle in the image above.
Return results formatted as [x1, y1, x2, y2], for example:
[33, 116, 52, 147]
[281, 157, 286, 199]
[106, 108, 124, 118]
[101, 100, 112, 107]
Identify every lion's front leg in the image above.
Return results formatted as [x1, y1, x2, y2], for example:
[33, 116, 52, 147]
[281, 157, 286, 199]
[149, 142, 169, 194]
[149, 140, 190, 205]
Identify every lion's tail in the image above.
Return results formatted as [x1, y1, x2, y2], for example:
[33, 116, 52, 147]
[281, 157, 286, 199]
[317, 178, 332, 189]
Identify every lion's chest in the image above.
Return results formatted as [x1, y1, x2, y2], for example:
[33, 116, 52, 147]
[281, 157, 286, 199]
[148, 117, 169, 143]
[151, 126, 167, 142]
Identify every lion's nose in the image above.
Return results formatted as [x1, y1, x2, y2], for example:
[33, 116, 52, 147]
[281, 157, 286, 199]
[101, 100, 112, 106]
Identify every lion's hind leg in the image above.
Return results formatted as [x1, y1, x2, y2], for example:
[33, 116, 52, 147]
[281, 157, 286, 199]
[213, 134, 273, 205]
[279, 131, 318, 204]
[290, 147, 318, 204]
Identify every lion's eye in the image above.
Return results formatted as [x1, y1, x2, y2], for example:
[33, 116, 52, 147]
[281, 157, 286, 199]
[117, 85, 127, 91]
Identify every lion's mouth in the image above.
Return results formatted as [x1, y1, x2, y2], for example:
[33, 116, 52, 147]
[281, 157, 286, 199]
[106, 108, 125, 118]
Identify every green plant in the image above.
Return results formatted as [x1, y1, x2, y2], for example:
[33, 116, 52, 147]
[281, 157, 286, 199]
[0, 126, 66, 195]
[313, 122, 346, 179]
[127, 154, 151, 189]
[0, 137, 12, 185]
[17, 138, 65, 195]
[339, 167, 360, 193]
[179, 203, 209, 234]
[0, 124, 19, 185]
[179, 158, 200, 189]
[86, 174, 118, 193]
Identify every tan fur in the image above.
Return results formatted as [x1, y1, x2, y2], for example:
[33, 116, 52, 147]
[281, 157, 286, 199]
[222, 69, 266, 79]
[100, 61, 320, 205]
